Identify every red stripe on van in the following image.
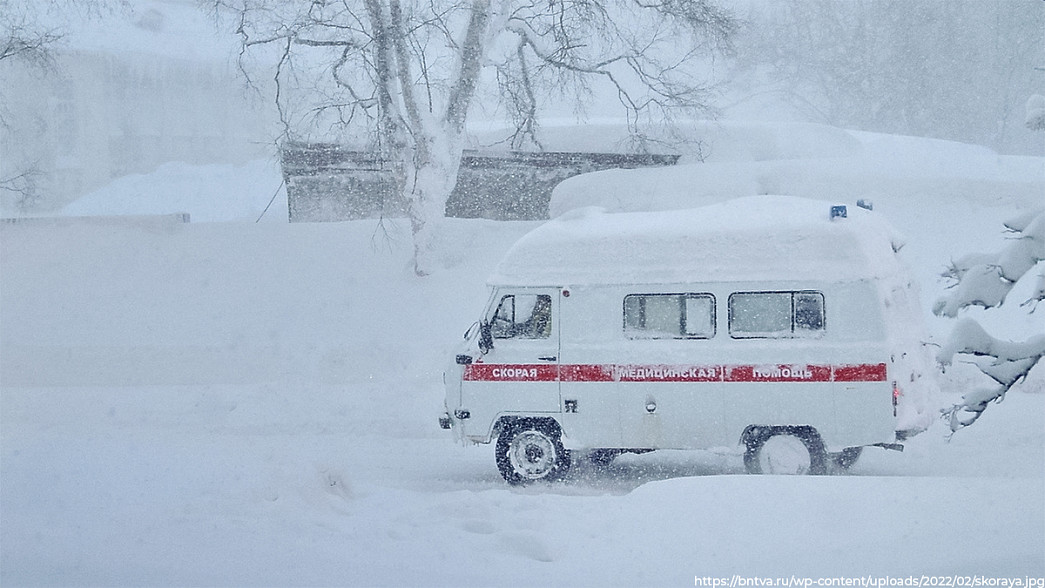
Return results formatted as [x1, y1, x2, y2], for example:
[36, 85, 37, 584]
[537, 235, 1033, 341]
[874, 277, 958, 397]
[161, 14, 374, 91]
[462, 364, 558, 381]
[724, 364, 833, 382]
[464, 362, 888, 383]
[560, 364, 615, 382]
[611, 364, 725, 382]
[832, 363, 888, 381]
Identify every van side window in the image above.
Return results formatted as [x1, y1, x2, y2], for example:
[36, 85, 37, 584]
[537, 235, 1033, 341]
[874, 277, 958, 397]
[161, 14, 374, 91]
[491, 294, 552, 339]
[794, 292, 825, 331]
[728, 291, 825, 338]
[624, 293, 715, 339]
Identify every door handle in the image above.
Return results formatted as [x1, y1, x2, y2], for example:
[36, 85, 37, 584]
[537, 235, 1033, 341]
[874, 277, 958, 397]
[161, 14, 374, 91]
[538, 356, 557, 362]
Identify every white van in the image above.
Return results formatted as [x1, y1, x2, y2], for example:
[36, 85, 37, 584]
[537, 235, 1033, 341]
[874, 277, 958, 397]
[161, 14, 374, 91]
[440, 195, 932, 484]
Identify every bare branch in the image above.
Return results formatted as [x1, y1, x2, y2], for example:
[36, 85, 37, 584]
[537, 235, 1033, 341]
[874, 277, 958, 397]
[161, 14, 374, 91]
[273, 35, 293, 139]
[0, 166, 43, 211]
[0, 4, 65, 68]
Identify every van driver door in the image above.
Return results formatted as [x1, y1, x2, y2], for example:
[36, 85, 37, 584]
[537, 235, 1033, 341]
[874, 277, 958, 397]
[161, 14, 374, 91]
[462, 288, 561, 418]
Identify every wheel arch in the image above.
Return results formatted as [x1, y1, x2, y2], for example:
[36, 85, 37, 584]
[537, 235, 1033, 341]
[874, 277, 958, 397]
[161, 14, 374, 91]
[740, 424, 825, 452]
[494, 414, 564, 438]
[741, 424, 829, 475]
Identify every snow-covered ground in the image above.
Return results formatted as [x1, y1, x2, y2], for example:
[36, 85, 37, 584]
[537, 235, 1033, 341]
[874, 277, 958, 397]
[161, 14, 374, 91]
[2, 124, 1043, 585]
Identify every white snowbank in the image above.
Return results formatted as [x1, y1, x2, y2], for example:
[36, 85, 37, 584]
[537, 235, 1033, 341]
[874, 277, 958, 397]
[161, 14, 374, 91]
[61, 159, 288, 223]
[550, 130, 1041, 218]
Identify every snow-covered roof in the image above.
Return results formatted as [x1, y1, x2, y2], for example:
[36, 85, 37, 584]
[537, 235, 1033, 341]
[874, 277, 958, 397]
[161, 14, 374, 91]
[467, 120, 863, 161]
[488, 195, 908, 286]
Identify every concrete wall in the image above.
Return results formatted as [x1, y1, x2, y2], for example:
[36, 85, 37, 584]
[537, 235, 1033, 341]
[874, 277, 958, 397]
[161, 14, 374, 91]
[281, 143, 680, 222]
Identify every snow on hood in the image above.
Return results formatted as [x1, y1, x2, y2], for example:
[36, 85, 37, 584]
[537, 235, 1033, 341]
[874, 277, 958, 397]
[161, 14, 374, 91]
[489, 195, 907, 286]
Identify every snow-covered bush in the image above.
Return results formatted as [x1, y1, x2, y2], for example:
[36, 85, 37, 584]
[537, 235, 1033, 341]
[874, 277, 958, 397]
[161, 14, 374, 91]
[933, 209, 1045, 431]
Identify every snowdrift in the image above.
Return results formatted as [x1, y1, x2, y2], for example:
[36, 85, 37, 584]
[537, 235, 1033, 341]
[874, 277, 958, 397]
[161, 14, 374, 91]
[61, 159, 288, 223]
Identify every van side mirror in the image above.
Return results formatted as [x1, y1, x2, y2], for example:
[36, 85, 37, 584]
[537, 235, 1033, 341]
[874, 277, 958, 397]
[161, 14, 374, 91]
[479, 320, 494, 353]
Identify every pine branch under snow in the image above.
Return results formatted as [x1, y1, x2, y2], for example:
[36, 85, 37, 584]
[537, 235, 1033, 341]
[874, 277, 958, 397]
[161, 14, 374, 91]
[937, 319, 1045, 384]
[933, 210, 1045, 316]
[936, 320, 1045, 431]
[935, 209, 1045, 432]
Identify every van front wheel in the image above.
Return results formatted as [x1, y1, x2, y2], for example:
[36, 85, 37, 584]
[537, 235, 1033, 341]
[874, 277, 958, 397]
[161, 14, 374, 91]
[496, 420, 570, 485]
[743, 427, 827, 475]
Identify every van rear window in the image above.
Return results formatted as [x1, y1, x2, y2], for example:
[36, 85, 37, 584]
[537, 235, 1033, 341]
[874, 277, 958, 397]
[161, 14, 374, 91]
[728, 291, 825, 338]
[624, 294, 715, 339]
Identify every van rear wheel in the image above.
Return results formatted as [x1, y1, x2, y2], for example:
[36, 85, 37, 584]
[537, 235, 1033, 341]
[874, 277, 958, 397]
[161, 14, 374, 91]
[496, 420, 570, 485]
[744, 428, 827, 475]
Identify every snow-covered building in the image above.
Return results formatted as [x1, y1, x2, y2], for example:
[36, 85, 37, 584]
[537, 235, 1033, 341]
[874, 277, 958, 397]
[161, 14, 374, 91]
[0, 0, 275, 215]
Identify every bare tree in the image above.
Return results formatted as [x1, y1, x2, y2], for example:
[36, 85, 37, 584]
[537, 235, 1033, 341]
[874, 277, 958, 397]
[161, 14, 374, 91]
[213, 0, 736, 275]
[1, 1, 60, 208]
[1, 0, 122, 211]
[0, 167, 43, 211]
[1, 0, 121, 65]
[934, 209, 1045, 431]
[0, 7, 62, 66]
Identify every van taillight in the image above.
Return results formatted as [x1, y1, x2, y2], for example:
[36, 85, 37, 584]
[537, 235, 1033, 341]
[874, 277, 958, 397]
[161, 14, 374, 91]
[892, 382, 901, 417]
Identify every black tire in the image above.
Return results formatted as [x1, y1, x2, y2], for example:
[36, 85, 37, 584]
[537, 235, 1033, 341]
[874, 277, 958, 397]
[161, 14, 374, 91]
[743, 427, 827, 475]
[495, 419, 571, 485]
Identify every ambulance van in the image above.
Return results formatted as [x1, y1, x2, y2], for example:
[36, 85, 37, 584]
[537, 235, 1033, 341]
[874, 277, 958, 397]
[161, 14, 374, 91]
[440, 195, 932, 484]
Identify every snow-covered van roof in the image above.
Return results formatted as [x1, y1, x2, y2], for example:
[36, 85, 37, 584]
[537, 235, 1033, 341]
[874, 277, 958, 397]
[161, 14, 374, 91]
[488, 195, 908, 286]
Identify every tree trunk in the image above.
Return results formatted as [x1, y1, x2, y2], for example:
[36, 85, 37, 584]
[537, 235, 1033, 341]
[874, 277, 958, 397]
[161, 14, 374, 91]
[391, 0, 490, 277]
[402, 141, 462, 277]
